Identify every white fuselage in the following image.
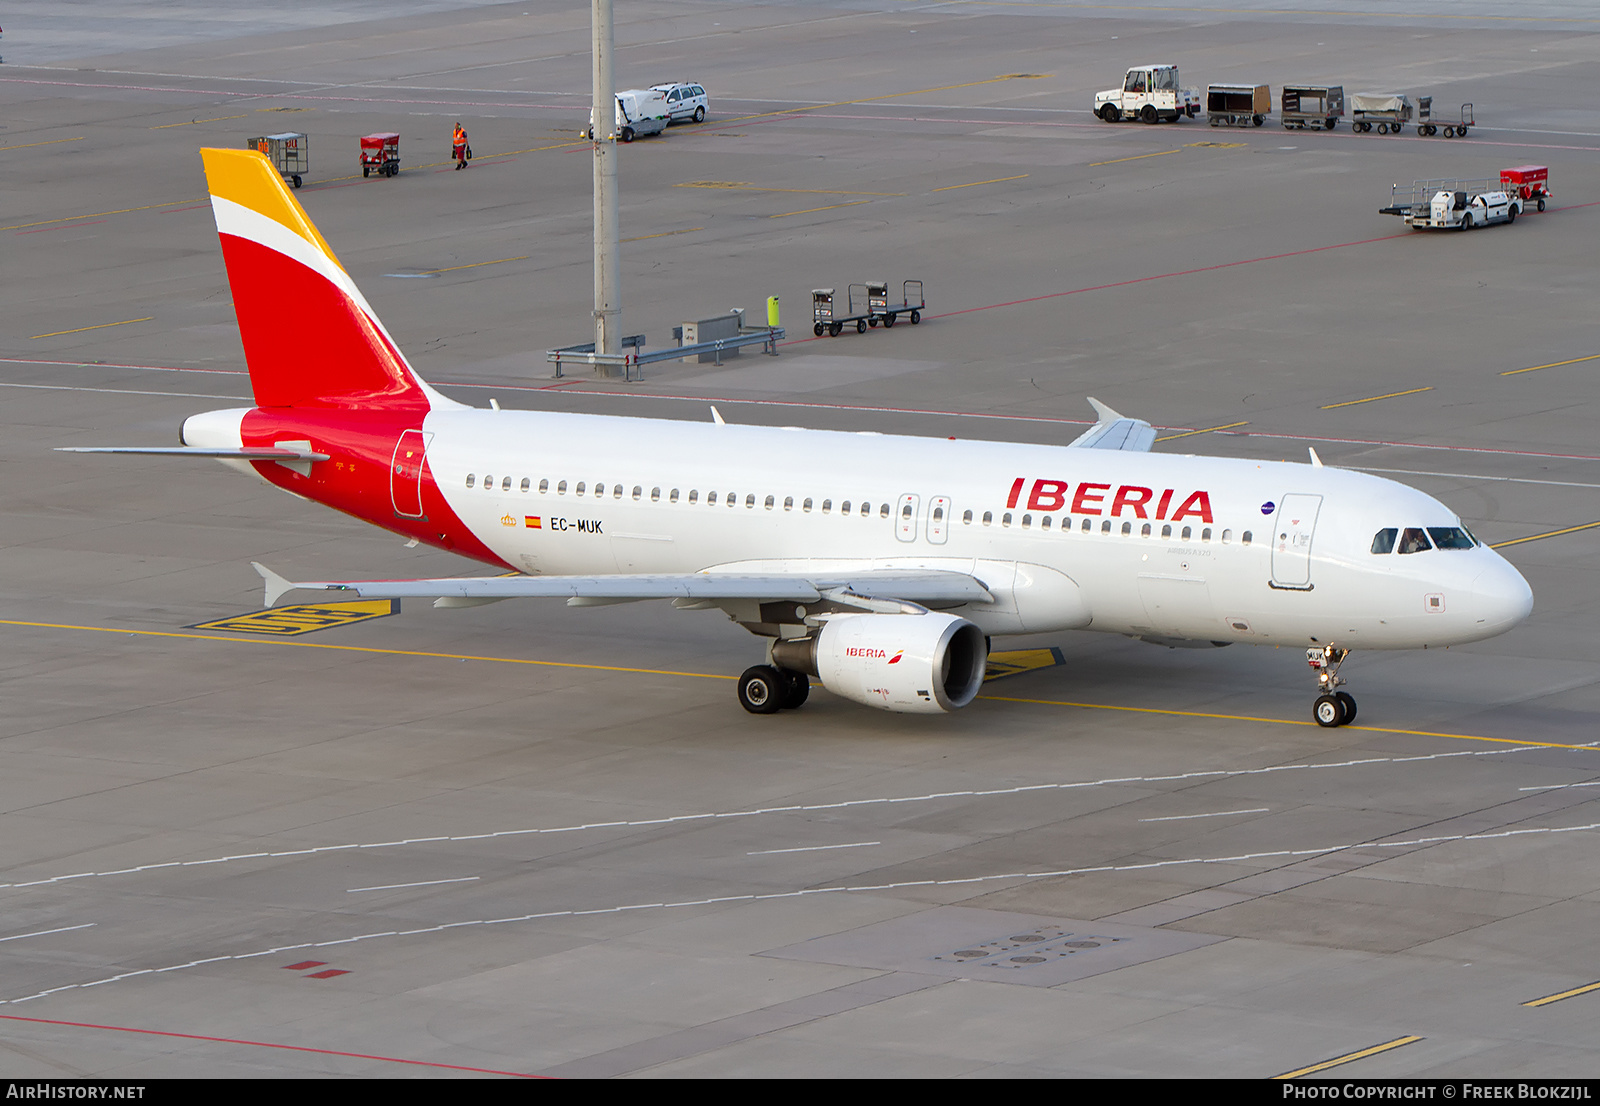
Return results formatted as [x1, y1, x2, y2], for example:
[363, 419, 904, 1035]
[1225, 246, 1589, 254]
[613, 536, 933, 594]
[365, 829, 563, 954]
[391, 408, 1531, 650]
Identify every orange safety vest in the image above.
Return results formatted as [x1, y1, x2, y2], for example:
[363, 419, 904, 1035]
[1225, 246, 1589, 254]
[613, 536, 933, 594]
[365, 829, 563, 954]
[453, 127, 466, 146]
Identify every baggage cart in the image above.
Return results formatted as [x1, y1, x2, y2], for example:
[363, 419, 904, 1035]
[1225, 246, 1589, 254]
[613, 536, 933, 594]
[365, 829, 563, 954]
[360, 132, 401, 178]
[1500, 165, 1550, 212]
[1280, 84, 1343, 130]
[1415, 99, 1473, 138]
[1350, 92, 1413, 134]
[1206, 84, 1271, 127]
[866, 280, 924, 329]
[247, 132, 308, 188]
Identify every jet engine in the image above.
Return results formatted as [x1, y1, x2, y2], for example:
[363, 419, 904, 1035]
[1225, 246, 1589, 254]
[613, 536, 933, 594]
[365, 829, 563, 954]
[771, 612, 988, 714]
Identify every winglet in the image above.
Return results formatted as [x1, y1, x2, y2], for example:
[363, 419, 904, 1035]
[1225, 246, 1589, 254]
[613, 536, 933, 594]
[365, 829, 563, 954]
[710, 405, 726, 425]
[252, 561, 297, 608]
[1086, 397, 1125, 423]
[1069, 397, 1156, 452]
[1309, 447, 1324, 468]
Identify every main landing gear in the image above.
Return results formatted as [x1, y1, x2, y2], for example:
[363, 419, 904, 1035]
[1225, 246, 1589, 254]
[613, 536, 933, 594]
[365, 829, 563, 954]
[737, 665, 810, 714]
[1307, 644, 1358, 727]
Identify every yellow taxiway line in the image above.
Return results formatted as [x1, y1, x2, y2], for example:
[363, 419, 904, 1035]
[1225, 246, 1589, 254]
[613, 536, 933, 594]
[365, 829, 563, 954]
[30, 318, 154, 340]
[0, 137, 86, 152]
[1274, 1035, 1424, 1079]
[1320, 386, 1433, 410]
[1523, 981, 1600, 1008]
[1491, 521, 1600, 549]
[1155, 421, 1248, 442]
[931, 174, 1030, 191]
[1089, 149, 1181, 167]
[1502, 353, 1600, 376]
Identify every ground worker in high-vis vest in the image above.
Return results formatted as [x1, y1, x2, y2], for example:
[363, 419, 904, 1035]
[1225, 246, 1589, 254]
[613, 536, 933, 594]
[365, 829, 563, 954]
[452, 122, 469, 169]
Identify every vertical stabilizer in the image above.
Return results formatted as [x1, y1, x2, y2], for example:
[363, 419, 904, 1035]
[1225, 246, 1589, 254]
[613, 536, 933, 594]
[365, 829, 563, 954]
[201, 148, 457, 412]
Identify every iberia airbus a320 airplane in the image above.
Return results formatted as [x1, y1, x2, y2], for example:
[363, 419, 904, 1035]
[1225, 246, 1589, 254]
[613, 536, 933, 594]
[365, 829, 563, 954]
[67, 149, 1534, 724]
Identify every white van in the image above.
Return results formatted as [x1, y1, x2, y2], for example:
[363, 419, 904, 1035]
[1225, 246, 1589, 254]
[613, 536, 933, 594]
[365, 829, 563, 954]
[586, 89, 670, 142]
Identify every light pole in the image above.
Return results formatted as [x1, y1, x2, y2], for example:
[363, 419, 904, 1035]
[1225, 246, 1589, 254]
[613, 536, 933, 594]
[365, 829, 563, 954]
[592, 0, 620, 356]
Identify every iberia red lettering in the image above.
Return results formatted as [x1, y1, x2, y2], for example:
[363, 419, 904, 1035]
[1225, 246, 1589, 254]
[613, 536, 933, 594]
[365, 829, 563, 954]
[1170, 490, 1214, 523]
[1155, 489, 1174, 520]
[1111, 486, 1153, 518]
[1006, 477, 1025, 510]
[1027, 479, 1068, 511]
[1071, 482, 1110, 515]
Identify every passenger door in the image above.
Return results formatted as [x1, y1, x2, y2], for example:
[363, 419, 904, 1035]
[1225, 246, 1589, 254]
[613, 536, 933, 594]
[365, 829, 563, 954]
[1270, 493, 1322, 589]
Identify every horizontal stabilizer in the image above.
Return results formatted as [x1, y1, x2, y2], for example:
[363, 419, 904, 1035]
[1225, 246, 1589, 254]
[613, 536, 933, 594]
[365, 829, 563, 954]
[251, 567, 995, 607]
[59, 446, 330, 461]
[1068, 397, 1156, 452]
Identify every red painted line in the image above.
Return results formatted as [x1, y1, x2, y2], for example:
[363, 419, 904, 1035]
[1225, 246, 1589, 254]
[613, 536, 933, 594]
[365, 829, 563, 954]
[0, 357, 245, 375]
[0, 1012, 544, 1077]
[306, 968, 350, 979]
[17, 220, 105, 234]
[283, 960, 325, 971]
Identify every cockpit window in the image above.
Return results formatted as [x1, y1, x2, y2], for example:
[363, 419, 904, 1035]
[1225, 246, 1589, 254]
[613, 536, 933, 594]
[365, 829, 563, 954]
[1427, 527, 1476, 550]
[1371, 528, 1397, 554]
[1398, 527, 1432, 554]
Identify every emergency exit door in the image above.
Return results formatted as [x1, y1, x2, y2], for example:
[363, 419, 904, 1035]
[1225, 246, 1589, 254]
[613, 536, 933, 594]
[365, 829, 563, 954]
[1270, 493, 1322, 589]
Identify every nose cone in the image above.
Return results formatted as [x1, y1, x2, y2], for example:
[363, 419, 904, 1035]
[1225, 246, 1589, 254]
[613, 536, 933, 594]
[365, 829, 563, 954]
[1470, 556, 1533, 637]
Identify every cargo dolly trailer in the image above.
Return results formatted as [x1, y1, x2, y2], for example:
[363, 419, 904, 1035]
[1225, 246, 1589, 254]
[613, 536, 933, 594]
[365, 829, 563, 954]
[1280, 85, 1343, 130]
[1207, 84, 1271, 127]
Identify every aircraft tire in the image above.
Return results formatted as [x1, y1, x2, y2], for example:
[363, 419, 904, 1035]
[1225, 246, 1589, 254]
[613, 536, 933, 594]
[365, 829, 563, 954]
[1335, 692, 1357, 724]
[781, 672, 810, 710]
[1314, 694, 1344, 728]
[738, 666, 786, 715]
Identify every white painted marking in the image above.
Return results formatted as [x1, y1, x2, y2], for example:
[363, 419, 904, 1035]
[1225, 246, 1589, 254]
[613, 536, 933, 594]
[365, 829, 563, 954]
[0, 923, 96, 943]
[0, 744, 1555, 893]
[1519, 782, 1600, 791]
[1139, 808, 1268, 822]
[346, 877, 480, 893]
[9, 821, 1599, 1007]
[748, 841, 880, 855]
[1348, 466, 1600, 491]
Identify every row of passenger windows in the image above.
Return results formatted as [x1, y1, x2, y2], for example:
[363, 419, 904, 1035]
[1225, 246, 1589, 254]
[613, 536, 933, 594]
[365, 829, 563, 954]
[464, 473, 1254, 542]
[1371, 526, 1478, 554]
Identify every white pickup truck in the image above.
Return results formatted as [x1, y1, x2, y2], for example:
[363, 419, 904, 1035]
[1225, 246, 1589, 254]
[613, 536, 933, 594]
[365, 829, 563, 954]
[1094, 65, 1201, 123]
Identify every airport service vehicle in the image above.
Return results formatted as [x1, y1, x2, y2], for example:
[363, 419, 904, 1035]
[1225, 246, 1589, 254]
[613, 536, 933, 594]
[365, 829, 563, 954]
[650, 82, 708, 124]
[359, 132, 400, 178]
[1094, 66, 1200, 123]
[1501, 165, 1550, 212]
[66, 148, 1534, 724]
[1206, 84, 1270, 127]
[1279, 84, 1343, 130]
[585, 89, 669, 142]
[1381, 178, 1522, 230]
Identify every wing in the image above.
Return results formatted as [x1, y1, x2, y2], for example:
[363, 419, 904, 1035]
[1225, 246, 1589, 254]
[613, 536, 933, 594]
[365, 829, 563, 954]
[253, 562, 994, 610]
[1066, 397, 1156, 452]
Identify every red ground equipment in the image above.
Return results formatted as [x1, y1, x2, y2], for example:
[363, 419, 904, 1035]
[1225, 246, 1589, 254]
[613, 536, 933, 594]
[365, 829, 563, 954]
[360, 133, 401, 178]
[1500, 165, 1550, 212]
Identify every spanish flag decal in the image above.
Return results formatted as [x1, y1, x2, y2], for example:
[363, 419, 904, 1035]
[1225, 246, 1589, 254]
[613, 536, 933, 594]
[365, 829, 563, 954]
[525, 516, 542, 529]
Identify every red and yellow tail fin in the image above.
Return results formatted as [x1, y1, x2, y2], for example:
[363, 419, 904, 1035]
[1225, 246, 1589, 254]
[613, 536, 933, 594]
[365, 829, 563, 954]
[202, 148, 451, 412]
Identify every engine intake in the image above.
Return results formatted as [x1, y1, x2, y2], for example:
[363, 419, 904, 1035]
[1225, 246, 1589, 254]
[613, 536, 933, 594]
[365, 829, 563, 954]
[772, 612, 988, 714]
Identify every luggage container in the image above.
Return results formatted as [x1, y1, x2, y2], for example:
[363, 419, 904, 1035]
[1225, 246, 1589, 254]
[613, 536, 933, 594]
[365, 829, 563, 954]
[1280, 84, 1343, 130]
[1350, 92, 1413, 134]
[360, 132, 401, 178]
[247, 132, 308, 188]
[1500, 165, 1550, 212]
[1206, 84, 1271, 127]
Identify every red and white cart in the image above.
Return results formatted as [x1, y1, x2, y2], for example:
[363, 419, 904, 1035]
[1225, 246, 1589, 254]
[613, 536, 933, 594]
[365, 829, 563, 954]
[1500, 166, 1550, 212]
[360, 132, 401, 178]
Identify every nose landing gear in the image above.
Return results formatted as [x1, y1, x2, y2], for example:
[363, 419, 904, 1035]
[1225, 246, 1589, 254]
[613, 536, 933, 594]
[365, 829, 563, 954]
[1308, 645, 1358, 727]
